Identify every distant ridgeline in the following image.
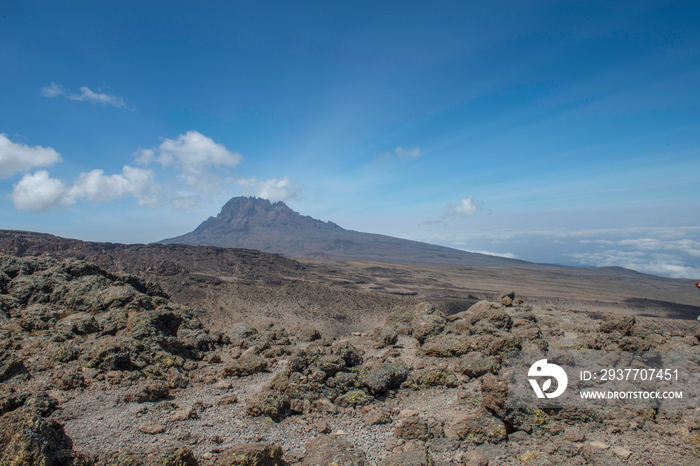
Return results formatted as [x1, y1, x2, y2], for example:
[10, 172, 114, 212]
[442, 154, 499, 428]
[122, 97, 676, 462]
[159, 196, 527, 267]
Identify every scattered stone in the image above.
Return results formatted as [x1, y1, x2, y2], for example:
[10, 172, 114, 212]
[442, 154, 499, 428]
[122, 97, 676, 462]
[395, 416, 430, 441]
[313, 398, 339, 415]
[518, 451, 539, 463]
[464, 451, 489, 466]
[301, 435, 367, 466]
[499, 290, 515, 307]
[216, 394, 239, 406]
[292, 326, 322, 342]
[508, 430, 530, 443]
[214, 379, 234, 390]
[168, 406, 200, 422]
[123, 381, 170, 403]
[315, 420, 332, 434]
[564, 427, 585, 442]
[378, 448, 433, 466]
[612, 447, 632, 459]
[364, 409, 393, 426]
[139, 422, 166, 434]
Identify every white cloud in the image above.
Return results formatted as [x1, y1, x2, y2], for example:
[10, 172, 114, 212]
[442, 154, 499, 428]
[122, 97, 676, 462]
[67, 166, 158, 206]
[11, 166, 158, 213]
[11, 170, 70, 212]
[453, 196, 484, 216]
[235, 175, 302, 203]
[41, 82, 129, 108]
[0, 134, 62, 178]
[422, 195, 486, 225]
[136, 130, 242, 197]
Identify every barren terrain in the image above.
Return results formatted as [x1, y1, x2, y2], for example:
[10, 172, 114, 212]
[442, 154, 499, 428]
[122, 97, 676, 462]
[1, 230, 700, 465]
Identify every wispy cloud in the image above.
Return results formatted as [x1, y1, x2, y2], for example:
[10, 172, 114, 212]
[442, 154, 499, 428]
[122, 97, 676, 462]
[12, 166, 158, 213]
[41, 82, 131, 108]
[234, 175, 302, 203]
[425, 195, 485, 224]
[376, 146, 421, 161]
[0, 134, 62, 178]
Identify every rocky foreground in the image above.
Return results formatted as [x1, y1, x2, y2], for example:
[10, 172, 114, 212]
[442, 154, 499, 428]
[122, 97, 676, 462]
[1, 255, 700, 465]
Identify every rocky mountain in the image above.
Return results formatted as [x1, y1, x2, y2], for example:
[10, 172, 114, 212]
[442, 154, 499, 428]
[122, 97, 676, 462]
[159, 197, 527, 267]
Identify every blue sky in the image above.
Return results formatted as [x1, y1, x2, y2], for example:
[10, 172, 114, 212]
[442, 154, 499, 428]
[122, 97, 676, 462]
[1, 1, 699, 278]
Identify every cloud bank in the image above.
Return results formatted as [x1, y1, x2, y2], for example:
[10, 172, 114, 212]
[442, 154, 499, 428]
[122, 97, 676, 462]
[136, 131, 243, 200]
[9, 131, 299, 212]
[41, 82, 130, 108]
[12, 166, 158, 213]
[426, 226, 700, 279]
[0, 134, 62, 178]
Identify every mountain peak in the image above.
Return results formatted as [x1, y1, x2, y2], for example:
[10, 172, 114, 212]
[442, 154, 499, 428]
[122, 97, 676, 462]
[220, 196, 283, 213]
[187, 196, 341, 240]
[160, 196, 526, 267]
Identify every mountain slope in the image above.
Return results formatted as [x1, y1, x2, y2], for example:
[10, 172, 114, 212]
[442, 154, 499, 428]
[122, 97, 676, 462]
[159, 196, 528, 267]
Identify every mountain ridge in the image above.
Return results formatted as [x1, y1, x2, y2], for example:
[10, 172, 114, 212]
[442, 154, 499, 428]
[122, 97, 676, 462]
[159, 196, 529, 267]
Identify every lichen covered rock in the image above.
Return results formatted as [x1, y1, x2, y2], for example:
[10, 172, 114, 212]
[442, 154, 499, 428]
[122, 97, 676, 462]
[223, 353, 268, 377]
[453, 409, 507, 444]
[246, 391, 291, 421]
[215, 443, 282, 466]
[364, 362, 409, 393]
[0, 408, 82, 466]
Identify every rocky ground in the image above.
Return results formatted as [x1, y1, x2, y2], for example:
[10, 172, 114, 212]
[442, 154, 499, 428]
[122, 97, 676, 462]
[2, 255, 700, 465]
